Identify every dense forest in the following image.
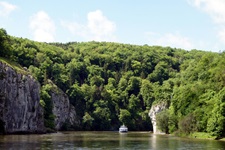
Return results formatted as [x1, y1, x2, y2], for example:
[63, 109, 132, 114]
[1, 28, 225, 138]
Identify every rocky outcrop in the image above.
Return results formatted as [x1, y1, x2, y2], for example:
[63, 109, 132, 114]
[50, 86, 80, 130]
[149, 102, 167, 134]
[0, 62, 45, 134]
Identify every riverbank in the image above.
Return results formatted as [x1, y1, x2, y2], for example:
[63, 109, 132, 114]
[189, 132, 225, 141]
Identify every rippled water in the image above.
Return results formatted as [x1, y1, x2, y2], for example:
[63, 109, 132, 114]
[0, 131, 224, 150]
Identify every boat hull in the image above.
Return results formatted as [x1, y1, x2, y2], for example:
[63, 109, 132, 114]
[119, 130, 128, 133]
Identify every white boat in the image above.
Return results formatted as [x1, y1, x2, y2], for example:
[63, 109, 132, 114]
[119, 125, 128, 133]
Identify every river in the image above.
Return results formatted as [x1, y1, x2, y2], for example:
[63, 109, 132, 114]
[0, 131, 224, 149]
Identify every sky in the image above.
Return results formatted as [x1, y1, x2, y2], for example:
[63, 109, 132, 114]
[1, 0, 225, 52]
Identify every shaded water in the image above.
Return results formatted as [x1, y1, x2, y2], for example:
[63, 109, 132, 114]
[0, 131, 225, 149]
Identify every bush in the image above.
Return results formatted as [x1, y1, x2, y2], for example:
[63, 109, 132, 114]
[156, 109, 169, 134]
[179, 113, 197, 135]
[0, 28, 12, 58]
[168, 114, 178, 133]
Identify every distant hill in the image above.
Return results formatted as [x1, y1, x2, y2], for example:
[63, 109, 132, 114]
[1, 28, 225, 138]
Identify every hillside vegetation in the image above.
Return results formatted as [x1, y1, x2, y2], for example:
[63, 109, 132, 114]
[1, 28, 225, 138]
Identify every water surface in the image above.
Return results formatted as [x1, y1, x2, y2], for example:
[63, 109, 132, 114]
[0, 131, 224, 149]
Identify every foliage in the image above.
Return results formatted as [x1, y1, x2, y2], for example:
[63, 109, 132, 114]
[207, 87, 225, 137]
[179, 113, 197, 135]
[41, 84, 55, 130]
[156, 109, 169, 133]
[2, 29, 225, 136]
[82, 112, 94, 130]
[119, 109, 131, 125]
[190, 132, 216, 139]
[0, 28, 12, 58]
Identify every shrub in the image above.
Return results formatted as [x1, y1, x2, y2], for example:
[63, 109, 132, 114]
[179, 113, 197, 135]
[156, 109, 169, 134]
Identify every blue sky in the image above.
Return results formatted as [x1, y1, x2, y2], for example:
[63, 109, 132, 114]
[1, 0, 225, 52]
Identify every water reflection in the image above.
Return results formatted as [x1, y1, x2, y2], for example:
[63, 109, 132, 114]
[151, 133, 225, 150]
[119, 132, 127, 147]
[0, 132, 225, 149]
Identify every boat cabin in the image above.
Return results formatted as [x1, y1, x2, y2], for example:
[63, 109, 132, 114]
[119, 125, 128, 132]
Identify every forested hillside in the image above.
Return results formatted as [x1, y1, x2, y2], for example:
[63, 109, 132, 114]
[1, 28, 225, 138]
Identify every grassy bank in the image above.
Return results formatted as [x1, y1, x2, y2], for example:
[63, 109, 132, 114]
[0, 57, 28, 75]
[172, 132, 225, 141]
[189, 132, 216, 140]
[190, 132, 225, 141]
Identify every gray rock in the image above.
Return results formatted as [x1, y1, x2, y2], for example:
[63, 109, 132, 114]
[0, 62, 45, 134]
[0, 61, 80, 133]
[50, 86, 80, 130]
[149, 102, 167, 134]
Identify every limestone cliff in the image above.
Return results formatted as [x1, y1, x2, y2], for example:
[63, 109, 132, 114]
[50, 86, 80, 130]
[0, 62, 45, 134]
[149, 102, 167, 134]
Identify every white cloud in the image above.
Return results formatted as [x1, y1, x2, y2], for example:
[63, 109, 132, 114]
[87, 10, 116, 41]
[29, 11, 56, 42]
[61, 10, 116, 41]
[146, 32, 194, 50]
[188, 0, 225, 44]
[188, 0, 225, 23]
[0, 1, 17, 17]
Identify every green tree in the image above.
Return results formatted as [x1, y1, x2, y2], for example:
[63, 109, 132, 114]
[126, 76, 141, 96]
[156, 109, 169, 134]
[52, 63, 69, 91]
[148, 61, 169, 84]
[67, 59, 88, 85]
[92, 103, 111, 130]
[67, 83, 85, 118]
[179, 113, 197, 135]
[41, 84, 55, 130]
[82, 112, 94, 130]
[207, 88, 225, 138]
[140, 79, 154, 108]
[0, 28, 11, 58]
[119, 109, 132, 127]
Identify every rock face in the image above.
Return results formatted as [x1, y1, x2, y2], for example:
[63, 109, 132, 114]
[0, 62, 45, 134]
[0, 62, 80, 134]
[149, 102, 167, 134]
[50, 87, 80, 130]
